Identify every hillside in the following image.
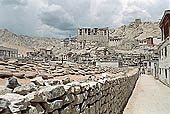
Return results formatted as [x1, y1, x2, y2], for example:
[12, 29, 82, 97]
[0, 19, 161, 56]
[110, 19, 161, 40]
[109, 19, 161, 50]
[0, 29, 61, 55]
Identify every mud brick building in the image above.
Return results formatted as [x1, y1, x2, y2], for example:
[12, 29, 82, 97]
[0, 46, 18, 60]
[77, 27, 109, 46]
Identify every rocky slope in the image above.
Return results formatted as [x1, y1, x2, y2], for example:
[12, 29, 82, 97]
[0, 29, 61, 55]
[110, 19, 161, 40]
[0, 19, 161, 56]
[109, 19, 161, 50]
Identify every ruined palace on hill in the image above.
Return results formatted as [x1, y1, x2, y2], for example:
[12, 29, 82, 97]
[76, 27, 109, 45]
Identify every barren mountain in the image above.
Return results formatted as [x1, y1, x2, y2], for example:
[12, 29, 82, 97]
[110, 19, 161, 40]
[0, 29, 61, 55]
[0, 19, 161, 56]
[109, 19, 161, 50]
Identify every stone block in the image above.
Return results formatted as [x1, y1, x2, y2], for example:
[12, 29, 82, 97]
[74, 94, 84, 105]
[0, 93, 30, 113]
[13, 83, 37, 95]
[42, 100, 63, 112]
[62, 94, 75, 105]
[39, 85, 65, 100]
[25, 91, 47, 102]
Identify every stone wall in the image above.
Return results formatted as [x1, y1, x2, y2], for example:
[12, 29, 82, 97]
[0, 69, 139, 114]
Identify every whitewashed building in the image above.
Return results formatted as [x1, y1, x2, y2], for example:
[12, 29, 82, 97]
[158, 10, 170, 86]
[109, 37, 122, 47]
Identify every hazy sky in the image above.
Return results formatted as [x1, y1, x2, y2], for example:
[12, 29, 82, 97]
[0, 0, 169, 38]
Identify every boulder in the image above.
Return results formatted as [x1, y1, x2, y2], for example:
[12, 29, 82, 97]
[31, 77, 44, 86]
[0, 98, 10, 112]
[70, 86, 81, 94]
[52, 110, 59, 114]
[0, 70, 13, 78]
[13, 83, 37, 95]
[0, 65, 5, 70]
[7, 59, 18, 64]
[41, 74, 53, 80]
[0, 93, 30, 113]
[25, 72, 37, 79]
[80, 100, 88, 112]
[50, 66, 56, 70]
[13, 73, 25, 79]
[38, 86, 65, 100]
[43, 80, 60, 86]
[0, 108, 11, 114]
[72, 105, 80, 114]
[78, 70, 86, 75]
[61, 94, 75, 105]
[31, 103, 45, 114]
[62, 77, 70, 85]
[6, 77, 20, 89]
[0, 88, 12, 95]
[56, 69, 64, 73]
[25, 106, 38, 114]
[53, 73, 64, 76]
[25, 92, 47, 103]
[0, 61, 7, 65]
[5, 66, 16, 69]
[15, 62, 26, 66]
[60, 105, 72, 114]
[74, 93, 84, 105]
[42, 100, 63, 112]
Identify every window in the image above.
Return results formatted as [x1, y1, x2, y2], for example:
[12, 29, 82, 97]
[104, 30, 107, 35]
[85, 29, 87, 34]
[159, 51, 161, 58]
[79, 29, 82, 35]
[164, 23, 169, 39]
[165, 46, 167, 57]
[94, 28, 97, 35]
[149, 62, 151, 67]
[88, 29, 90, 35]
[160, 68, 161, 74]
[165, 69, 168, 78]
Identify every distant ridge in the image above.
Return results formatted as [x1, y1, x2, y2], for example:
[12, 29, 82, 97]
[0, 29, 61, 55]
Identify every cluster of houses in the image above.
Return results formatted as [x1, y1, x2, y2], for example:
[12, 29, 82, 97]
[60, 10, 170, 87]
[0, 46, 18, 60]
[140, 10, 170, 88]
[157, 10, 170, 86]
[0, 10, 170, 87]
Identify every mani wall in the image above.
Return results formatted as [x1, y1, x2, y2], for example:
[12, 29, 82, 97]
[0, 69, 139, 114]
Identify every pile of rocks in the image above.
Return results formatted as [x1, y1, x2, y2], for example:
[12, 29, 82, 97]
[0, 68, 139, 114]
[0, 60, 130, 81]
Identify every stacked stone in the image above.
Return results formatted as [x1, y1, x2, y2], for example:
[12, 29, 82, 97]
[0, 60, 131, 80]
[0, 69, 139, 114]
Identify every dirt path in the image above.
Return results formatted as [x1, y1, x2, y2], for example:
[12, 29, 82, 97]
[123, 74, 170, 114]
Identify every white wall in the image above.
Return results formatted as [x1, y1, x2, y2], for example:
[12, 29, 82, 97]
[153, 38, 162, 45]
[109, 40, 121, 47]
[96, 61, 119, 67]
[158, 37, 170, 85]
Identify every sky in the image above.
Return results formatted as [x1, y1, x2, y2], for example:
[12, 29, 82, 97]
[0, 0, 169, 38]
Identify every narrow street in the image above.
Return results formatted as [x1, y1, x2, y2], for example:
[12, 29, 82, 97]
[123, 74, 170, 114]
